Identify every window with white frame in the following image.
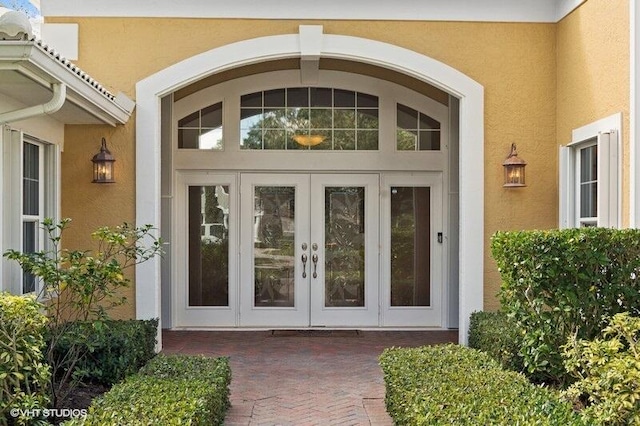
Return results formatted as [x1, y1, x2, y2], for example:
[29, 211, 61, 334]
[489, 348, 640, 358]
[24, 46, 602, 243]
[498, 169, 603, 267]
[22, 140, 45, 293]
[2, 129, 59, 295]
[559, 113, 621, 228]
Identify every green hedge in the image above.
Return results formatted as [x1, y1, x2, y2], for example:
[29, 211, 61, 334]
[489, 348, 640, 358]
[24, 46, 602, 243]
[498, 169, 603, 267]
[492, 228, 640, 384]
[53, 319, 158, 386]
[64, 354, 231, 426]
[380, 344, 582, 425]
[468, 311, 523, 372]
[564, 313, 640, 425]
[0, 293, 51, 426]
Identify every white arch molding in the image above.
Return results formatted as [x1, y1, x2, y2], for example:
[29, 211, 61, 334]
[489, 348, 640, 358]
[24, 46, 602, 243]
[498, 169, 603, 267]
[135, 27, 484, 346]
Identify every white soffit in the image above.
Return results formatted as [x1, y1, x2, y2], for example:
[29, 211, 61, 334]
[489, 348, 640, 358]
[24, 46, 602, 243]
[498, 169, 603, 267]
[42, 0, 585, 23]
[0, 40, 133, 125]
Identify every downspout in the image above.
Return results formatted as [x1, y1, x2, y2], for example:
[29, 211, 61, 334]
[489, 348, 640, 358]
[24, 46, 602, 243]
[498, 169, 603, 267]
[0, 82, 66, 124]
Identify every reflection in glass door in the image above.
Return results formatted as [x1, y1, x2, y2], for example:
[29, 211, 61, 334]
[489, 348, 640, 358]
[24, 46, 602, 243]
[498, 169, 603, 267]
[253, 186, 296, 308]
[188, 185, 230, 307]
[324, 187, 366, 308]
[390, 187, 431, 307]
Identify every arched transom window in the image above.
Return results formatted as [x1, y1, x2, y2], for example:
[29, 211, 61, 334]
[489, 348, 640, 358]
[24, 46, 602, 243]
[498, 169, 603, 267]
[173, 70, 448, 170]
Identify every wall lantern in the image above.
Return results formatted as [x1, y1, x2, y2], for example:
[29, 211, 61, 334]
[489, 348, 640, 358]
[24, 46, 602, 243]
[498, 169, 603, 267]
[503, 143, 526, 187]
[92, 138, 115, 183]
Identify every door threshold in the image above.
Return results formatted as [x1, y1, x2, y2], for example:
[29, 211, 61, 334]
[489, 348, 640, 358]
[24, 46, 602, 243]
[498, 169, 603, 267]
[167, 326, 456, 332]
[270, 329, 361, 337]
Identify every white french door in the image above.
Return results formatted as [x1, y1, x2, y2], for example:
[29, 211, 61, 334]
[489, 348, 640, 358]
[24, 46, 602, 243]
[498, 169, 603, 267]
[240, 173, 379, 327]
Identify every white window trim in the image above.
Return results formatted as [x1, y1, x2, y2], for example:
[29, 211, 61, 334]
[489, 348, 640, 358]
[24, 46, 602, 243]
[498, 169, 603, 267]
[559, 113, 622, 228]
[1, 128, 60, 295]
[22, 139, 46, 294]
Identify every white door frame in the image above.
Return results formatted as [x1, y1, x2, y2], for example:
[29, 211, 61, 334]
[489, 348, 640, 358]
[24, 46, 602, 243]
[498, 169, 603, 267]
[174, 172, 239, 327]
[380, 172, 445, 327]
[137, 27, 484, 346]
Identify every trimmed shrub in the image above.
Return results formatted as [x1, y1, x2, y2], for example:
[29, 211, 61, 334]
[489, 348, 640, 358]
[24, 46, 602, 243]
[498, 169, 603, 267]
[64, 354, 231, 426]
[52, 319, 158, 386]
[468, 310, 523, 372]
[492, 228, 640, 384]
[563, 312, 640, 425]
[139, 353, 231, 411]
[0, 293, 50, 426]
[380, 344, 582, 425]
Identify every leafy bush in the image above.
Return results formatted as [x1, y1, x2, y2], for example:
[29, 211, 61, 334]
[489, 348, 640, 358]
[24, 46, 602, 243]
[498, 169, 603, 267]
[64, 355, 231, 426]
[4, 218, 163, 324]
[4, 218, 162, 407]
[563, 313, 640, 425]
[380, 344, 582, 425]
[468, 310, 523, 372]
[492, 228, 640, 384]
[0, 293, 50, 426]
[52, 319, 158, 386]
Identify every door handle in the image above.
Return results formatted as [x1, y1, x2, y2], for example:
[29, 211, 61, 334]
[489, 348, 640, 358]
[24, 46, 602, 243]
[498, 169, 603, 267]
[301, 253, 308, 278]
[312, 254, 318, 278]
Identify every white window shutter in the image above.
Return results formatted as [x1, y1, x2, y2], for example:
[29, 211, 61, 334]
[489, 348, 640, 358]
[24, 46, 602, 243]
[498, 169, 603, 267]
[2, 128, 24, 294]
[597, 130, 619, 228]
[559, 145, 574, 228]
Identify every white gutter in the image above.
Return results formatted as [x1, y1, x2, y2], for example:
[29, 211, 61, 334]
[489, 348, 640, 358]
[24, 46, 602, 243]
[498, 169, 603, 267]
[0, 82, 66, 124]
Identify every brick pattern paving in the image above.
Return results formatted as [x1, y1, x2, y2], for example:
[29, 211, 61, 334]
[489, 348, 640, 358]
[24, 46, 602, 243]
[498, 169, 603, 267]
[162, 330, 458, 425]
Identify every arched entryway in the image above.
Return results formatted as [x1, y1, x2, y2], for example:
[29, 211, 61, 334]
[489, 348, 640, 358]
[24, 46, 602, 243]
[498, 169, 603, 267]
[135, 26, 484, 345]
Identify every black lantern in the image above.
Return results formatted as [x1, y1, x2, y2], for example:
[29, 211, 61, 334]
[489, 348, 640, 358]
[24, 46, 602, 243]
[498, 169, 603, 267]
[503, 143, 526, 187]
[92, 138, 115, 183]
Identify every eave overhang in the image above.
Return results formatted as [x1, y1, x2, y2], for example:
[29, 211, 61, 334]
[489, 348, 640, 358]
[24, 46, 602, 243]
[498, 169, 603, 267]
[0, 39, 134, 126]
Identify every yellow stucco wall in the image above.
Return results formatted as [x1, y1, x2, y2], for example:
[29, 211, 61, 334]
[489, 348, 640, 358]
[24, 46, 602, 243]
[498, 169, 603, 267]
[557, 0, 630, 225]
[49, 4, 626, 318]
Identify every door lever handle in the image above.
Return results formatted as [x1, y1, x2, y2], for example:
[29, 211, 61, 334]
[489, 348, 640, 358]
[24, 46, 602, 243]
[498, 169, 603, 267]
[301, 253, 308, 278]
[312, 254, 318, 278]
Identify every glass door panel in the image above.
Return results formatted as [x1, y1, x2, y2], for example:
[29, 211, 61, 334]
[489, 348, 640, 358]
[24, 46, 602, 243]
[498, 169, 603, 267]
[188, 185, 230, 306]
[324, 187, 365, 307]
[390, 186, 431, 307]
[253, 186, 296, 307]
[382, 173, 443, 327]
[310, 174, 379, 326]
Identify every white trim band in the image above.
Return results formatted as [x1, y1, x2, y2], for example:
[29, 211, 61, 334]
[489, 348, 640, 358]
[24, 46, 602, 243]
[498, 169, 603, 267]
[44, 0, 583, 23]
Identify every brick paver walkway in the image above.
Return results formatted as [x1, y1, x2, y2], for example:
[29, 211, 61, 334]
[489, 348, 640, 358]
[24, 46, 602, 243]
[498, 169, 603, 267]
[162, 330, 458, 425]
